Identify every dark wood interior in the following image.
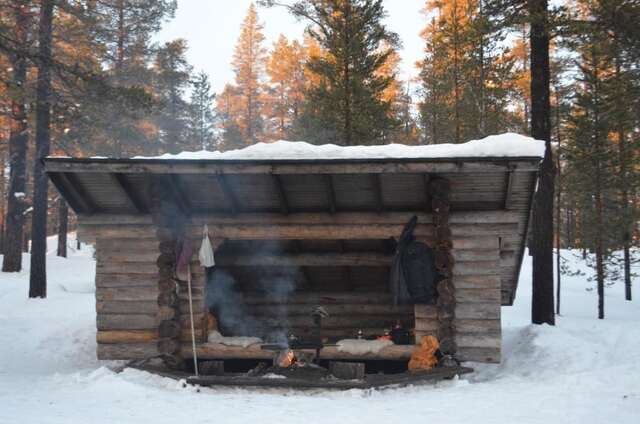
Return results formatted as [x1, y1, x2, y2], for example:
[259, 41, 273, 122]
[211, 237, 411, 341]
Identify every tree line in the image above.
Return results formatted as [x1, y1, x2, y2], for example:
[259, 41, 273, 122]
[0, 0, 637, 321]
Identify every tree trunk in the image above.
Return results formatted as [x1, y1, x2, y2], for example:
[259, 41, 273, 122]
[57, 198, 68, 258]
[452, 0, 461, 143]
[0, 149, 5, 255]
[591, 44, 605, 319]
[613, 32, 632, 302]
[554, 86, 562, 315]
[529, 0, 555, 325]
[2, 1, 30, 273]
[116, 0, 125, 71]
[29, 0, 54, 298]
[478, 0, 486, 137]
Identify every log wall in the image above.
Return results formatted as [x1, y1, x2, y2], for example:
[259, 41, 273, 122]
[89, 211, 505, 363]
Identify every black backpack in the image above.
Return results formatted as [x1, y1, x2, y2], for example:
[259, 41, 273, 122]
[390, 216, 440, 305]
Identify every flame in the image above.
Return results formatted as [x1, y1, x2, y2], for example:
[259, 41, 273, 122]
[276, 349, 297, 368]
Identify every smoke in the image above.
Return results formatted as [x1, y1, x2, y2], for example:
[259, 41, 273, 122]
[205, 251, 300, 344]
[205, 267, 263, 337]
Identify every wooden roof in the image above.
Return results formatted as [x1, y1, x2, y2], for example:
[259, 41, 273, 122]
[44, 156, 539, 305]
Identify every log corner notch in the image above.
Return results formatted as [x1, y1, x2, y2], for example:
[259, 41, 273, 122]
[429, 178, 456, 355]
[150, 177, 186, 369]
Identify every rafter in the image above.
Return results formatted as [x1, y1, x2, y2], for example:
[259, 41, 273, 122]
[110, 173, 148, 213]
[49, 172, 97, 214]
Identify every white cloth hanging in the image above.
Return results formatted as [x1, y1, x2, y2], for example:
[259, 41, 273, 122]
[198, 224, 216, 267]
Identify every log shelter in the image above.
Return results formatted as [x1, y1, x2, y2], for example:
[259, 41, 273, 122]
[45, 151, 540, 365]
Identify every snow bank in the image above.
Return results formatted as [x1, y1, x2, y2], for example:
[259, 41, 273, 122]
[336, 339, 394, 354]
[130, 133, 545, 161]
[207, 331, 262, 348]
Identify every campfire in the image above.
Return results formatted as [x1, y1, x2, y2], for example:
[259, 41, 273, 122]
[275, 349, 297, 368]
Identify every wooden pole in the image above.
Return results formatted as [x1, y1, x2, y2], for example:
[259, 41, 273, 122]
[186, 263, 199, 376]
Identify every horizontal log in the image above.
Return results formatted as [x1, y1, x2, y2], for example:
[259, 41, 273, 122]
[181, 327, 393, 342]
[242, 292, 392, 305]
[97, 330, 159, 344]
[414, 304, 438, 319]
[456, 346, 500, 363]
[102, 249, 501, 267]
[79, 222, 516, 241]
[414, 317, 439, 331]
[184, 314, 410, 331]
[455, 302, 500, 320]
[82, 211, 521, 226]
[247, 303, 414, 316]
[452, 261, 500, 276]
[96, 262, 159, 276]
[46, 158, 540, 175]
[96, 287, 158, 302]
[97, 314, 158, 330]
[97, 342, 159, 360]
[95, 273, 158, 288]
[455, 288, 502, 303]
[456, 334, 501, 349]
[453, 275, 501, 289]
[182, 342, 418, 361]
[454, 319, 501, 333]
[96, 300, 159, 314]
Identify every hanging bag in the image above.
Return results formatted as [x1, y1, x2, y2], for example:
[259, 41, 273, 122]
[198, 224, 216, 268]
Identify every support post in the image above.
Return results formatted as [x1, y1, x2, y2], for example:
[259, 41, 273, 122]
[429, 178, 456, 354]
[150, 178, 187, 369]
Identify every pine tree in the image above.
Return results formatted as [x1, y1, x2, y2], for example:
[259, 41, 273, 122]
[229, 3, 267, 145]
[529, 0, 555, 325]
[85, 0, 176, 156]
[266, 0, 400, 146]
[265, 35, 306, 140]
[2, 0, 30, 273]
[93, 0, 177, 77]
[29, 0, 55, 299]
[565, 25, 615, 319]
[418, 0, 518, 144]
[216, 84, 244, 151]
[188, 71, 217, 150]
[153, 39, 192, 153]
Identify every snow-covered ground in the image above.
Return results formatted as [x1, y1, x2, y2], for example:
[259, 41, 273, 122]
[0, 236, 638, 423]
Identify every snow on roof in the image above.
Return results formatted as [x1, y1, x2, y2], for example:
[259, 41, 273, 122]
[130, 133, 545, 161]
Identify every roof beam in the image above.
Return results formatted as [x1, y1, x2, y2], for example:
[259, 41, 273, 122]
[323, 175, 337, 214]
[272, 174, 289, 214]
[110, 173, 148, 213]
[49, 172, 97, 214]
[216, 174, 240, 214]
[81, 211, 522, 226]
[44, 158, 543, 175]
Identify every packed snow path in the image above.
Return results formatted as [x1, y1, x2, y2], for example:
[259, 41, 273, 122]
[0, 236, 638, 423]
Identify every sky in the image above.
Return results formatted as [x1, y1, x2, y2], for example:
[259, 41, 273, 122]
[156, 0, 427, 94]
